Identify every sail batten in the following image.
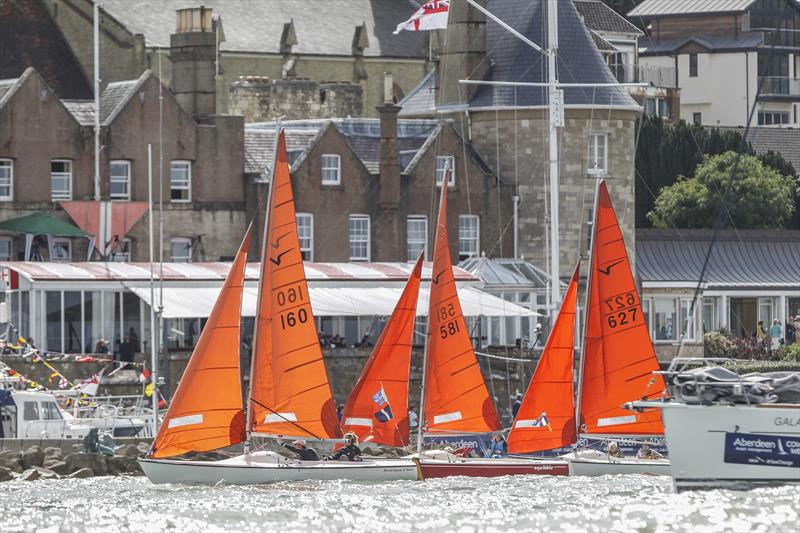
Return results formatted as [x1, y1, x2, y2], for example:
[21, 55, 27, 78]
[249, 131, 342, 440]
[579, 180, 666, 436]
[507, 264, 580, 454]
[423, 178, 501, 435]
[341, 255, 424, 447]
[149, 225, 253, 459]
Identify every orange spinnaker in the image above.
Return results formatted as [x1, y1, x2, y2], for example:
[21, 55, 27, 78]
[423, 180, 501, 434]
[508, 264, 580, 454]
[150, 225, 252, 458]
[249, 131, 341, 439]
[579, 180, 666, 435]
[341, 254, 424, 446]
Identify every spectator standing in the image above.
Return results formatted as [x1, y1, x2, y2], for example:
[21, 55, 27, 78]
[769, 319, 782, 350]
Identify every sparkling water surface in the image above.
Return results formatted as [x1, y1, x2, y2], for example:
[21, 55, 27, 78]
[1, 475, 798, 532]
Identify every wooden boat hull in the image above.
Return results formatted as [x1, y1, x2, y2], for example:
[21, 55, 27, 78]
[419, 457, 569, 478]
[140, 451, 421, 484]
[658, 402, 800, 492]
[561, 451, 670, 476]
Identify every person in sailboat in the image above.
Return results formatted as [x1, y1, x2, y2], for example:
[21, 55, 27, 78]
[485, 434, 507, 458]
[326, 432, 362, 461]
[607, 441, 625, 459]
[283, 439, 320, 461]
[636, 443, 665, 460]
[512, 394, 523, 419]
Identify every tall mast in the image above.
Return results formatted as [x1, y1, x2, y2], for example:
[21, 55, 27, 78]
[574, 178, 601, 435]
[147, 144, 159, 437]
[93, 2, 102, 203]
[244, 118, 282, 449]
[547, 0, 563, 327]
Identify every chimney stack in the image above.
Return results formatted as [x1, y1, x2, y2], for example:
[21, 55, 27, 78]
[170, 7, 216, 120]
[377, 73, 401, 209]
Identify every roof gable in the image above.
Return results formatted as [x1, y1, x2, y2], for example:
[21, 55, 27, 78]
[573, 0, 643, 36]
[629, 0, 758, 18]
[0, 68, 82, 129]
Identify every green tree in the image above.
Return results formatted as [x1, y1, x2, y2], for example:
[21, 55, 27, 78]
[648, 151, 797, 229]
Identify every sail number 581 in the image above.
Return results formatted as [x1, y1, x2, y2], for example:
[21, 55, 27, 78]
[438, 304, 459, 339]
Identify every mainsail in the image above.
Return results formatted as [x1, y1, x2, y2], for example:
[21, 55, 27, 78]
[579, 180, 666, 435]
[507, 264, 579, 454]
[150, 225, 253, 458]
[341, 254, 424, 446]
[423, 179, 501, 434]
[248, 131, 341, 439]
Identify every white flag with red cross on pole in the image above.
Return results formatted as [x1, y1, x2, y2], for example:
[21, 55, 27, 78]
[394, 0, 449, 34]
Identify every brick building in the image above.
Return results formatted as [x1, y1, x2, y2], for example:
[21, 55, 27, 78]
[1, 0, 431, 119]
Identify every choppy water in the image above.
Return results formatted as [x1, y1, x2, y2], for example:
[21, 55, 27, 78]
[1, 475, 798, 533]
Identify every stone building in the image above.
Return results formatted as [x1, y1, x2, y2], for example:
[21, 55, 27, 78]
[5, 0, 431, 119]
[401, 0, 641, 282]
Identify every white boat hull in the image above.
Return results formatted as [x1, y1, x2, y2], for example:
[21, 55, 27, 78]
[561, 450, 670, 476]
[659, 403, 800, 491]
[140, 451, 421, 484]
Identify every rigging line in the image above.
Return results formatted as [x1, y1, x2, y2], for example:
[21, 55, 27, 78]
[248, 396, 322, 441]
[674, 11, 789, 361]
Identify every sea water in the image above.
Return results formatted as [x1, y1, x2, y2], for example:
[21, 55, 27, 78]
[1, 475, 798, 532]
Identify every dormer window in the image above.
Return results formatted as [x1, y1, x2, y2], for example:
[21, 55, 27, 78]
[321, 154, 341, 185]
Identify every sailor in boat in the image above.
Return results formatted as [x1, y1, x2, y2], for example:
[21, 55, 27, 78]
[485, 435, 507, 458]
[326, 432, 363, 461]
[607, 441, 625, 459]
[283, 439, 320, 461]
[635, 443, 665, 460]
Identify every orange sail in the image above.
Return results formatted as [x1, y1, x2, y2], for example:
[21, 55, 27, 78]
[423, 180, 501, 434]
[579, 180, 666, 435]
[507, 264, 580, 454]
[341, 255, 424, 446]
[150, 225, 253, 458]
[249, 131, 341, 439]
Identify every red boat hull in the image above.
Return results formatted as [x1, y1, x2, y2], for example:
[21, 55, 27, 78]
[420, 459, 569, 479]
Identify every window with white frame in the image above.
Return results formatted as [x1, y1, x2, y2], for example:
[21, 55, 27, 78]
[110, 160, 131, 201]
[587, 133, 608, 175]
[170, 160, 191, 202]
[51, 160, 72, 201]
[321, 154, 341, 185]
[296, 213, 314, 261]
[702, 297, 718, 333]
[406, 215, 427, 261]
[435, 155, 456, 187]
[680, 299, 695, 341]
[0, 237, 11, 260]
[51, 238, 72, 262]
[758, 297, 774, 326]
[458, 215, 480, 260]
[111, 238, 131, 262]
[348, 215, 370, 261]
[0, 159, 13, 200]
[653, 297, 677, 341]
[642, 299, 651, 330]
[170, 238, 192, 262]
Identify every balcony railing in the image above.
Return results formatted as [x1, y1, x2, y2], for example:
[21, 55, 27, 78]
[608, 63, 678, 88]
[758, 76, 800, 97]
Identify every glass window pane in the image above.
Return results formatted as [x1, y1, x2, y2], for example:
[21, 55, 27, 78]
[296, 214, 313, 261]
[321, 154, 340, 185]
[349, 216, 370, 261]
[170, 161, 191, 201]
[0, 159, 13, 199]
[458, 215, 479, 259]
[64, 291, 82, 353]
[171, 239, 192, 262]
[45, 291, 62, 352]
[406, 216, 427, 261]
[123, 292, 141, 354]
[654, 298, 677, 341]
[110, 161, 130, 200]
[24, 401, 39, 421]
[436, 156, 455, 187]
[51, 160, 72, 200]
[680, 300, 695, 341]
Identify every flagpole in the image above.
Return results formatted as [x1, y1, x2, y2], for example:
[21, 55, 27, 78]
[147, 144, 159, 438]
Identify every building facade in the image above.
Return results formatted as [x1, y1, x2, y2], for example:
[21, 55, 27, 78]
[630, 0, 800, 128]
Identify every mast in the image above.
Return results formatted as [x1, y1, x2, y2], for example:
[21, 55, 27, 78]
[547, 0, 563, 327]
[147, 144, 159, 437]
[244, 118, 282, 449]
[93, 1, 102, 203]
[574, 178, 600, 435]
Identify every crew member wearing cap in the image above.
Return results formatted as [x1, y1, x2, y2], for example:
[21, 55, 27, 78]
[283, 439, 320, 461]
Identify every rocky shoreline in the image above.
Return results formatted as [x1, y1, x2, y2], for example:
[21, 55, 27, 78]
[0, 444, 147, 482]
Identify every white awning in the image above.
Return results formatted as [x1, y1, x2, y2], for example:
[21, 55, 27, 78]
[130, 286, 538, 319]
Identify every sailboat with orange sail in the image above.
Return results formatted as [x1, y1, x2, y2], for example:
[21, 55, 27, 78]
[414, 173, 568, 478]
[558, 179, 670, 476]
[139, 131, 419, 484]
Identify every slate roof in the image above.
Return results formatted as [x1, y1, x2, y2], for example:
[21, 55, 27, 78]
[62, 100, 95, 126]
[636, 229, 800, 288]
[398, 69, 436, 117]
[639, 33, 763, 55]
[629, 0, 757, 17]
[718, 126, 800, 172]
[0, 77, 22, 108]
[590, 30, 619, 52]
[98, 0, 426, 58]
[573, 0, 643, 35]
[244, 118, 494, 178]
[466, 0, 637, 109]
